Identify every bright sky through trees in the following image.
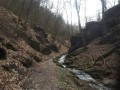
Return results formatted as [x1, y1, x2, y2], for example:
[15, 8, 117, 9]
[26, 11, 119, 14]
[50, 0, 118, 26]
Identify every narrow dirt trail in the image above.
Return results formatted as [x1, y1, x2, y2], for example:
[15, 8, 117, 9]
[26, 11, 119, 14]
[22, 46, 68, 90]
[22, 58, 61, 90]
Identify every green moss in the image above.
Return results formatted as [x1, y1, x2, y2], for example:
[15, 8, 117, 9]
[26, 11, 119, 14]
[106, 25, 120, 39]
[94, 46, 117, 66]
[56, 66, 79, 90]
[68, 47, 86, 57]
[111, 25, 120, 33]
[85, 67, 112, 79]
[53, 56, 64, 68]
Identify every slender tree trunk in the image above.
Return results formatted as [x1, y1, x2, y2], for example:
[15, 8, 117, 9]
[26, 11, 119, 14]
[2, 0, 9, 18]
[4, 0, 9, 7]
[33, 0, 41, 24]
[119, 0, 120, 4]
[70, 0, 73, 36]
[25, 0, 33, 25]
[75, 0, 87, 49]
[19, 0, 25, 19]
[101, 0, 107, 18]
[77, 10, 87, 49]
[84, 0, 87, 23]
[100, 0, 107, 34]
[16, 0, 25, 28]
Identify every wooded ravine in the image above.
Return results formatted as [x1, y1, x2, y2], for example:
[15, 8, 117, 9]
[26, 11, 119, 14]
[0, 0, 120, 90]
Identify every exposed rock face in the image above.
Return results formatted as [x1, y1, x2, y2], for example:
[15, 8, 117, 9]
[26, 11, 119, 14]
[85, 21, 103, 42]
[69, 4, 120, 53]
[33, 26, 48, 44]
[32, 26, 59, 55]
[103, 4, 120, 30]
[69, 21, 103, 53]
[68, 36, 83, 53]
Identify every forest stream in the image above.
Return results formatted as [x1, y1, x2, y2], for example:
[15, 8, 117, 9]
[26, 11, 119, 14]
[58, 55, 110, 90]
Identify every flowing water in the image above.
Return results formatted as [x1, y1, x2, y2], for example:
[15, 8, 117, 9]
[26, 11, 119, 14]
[58, 55, 110, 90]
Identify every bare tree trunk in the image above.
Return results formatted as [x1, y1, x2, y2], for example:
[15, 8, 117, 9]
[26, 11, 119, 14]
[69, 0, 73, 36]
[15, 0, 25, 28]
[84, 0, 87, 23]
[62, 0, 71, 39]
[118, 0, 120, 4]
[100, 0, 107, 18]
[75, 0, 87, 49]
[52, 0, 60, 42]
[33, 0, 41, 24]
[19, 0, 25, 20]
[2, 0, 9, 18]
[25, 0, 33, 26]
[100, 0, 107, 34]
[9, 0, 16, 11]
[4, 0, 9, 8]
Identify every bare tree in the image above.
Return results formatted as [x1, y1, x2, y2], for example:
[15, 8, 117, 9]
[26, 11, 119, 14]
[84, 0, 87, 23]
[33, 0, 41, 24]
[25, 0, 34, 26]
[75, 0, 87, 49]
[97, 10, 101, 21]
[100, 0, 107, 18]
[18, 0, 25, 21]
[70, 0, 73, 36]
[118, 0, 120, 4]
[63, 0, 70, 37]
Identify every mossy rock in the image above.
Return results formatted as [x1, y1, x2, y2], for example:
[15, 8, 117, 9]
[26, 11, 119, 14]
[2, 64, 17, 72]
[32, 55, 42, 62]
[18, 31, 41, 51]
[64, 55, 77, 66]
[40, 45, 52, 55]
[50, 44, 58, 52]
[68, 47, 86, 57]
[53, 56, 64, 68]
[4, 42, 18, 51]
[65, 65, 79, 69]
[53, 56, 60, 63]
[20, 58, 34, 68]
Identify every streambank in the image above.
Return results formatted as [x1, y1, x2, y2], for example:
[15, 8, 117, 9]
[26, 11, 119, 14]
[55, 54, 111, 90]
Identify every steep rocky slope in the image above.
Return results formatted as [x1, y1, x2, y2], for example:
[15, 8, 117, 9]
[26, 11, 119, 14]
[0, 5, 69, 90]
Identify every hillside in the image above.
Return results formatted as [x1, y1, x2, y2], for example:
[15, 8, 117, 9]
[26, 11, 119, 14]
[67, 4, 120, 90]
[0, 5, 69, 90]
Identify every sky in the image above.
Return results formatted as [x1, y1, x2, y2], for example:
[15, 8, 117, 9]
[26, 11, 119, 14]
[49, 0, 118, 26]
